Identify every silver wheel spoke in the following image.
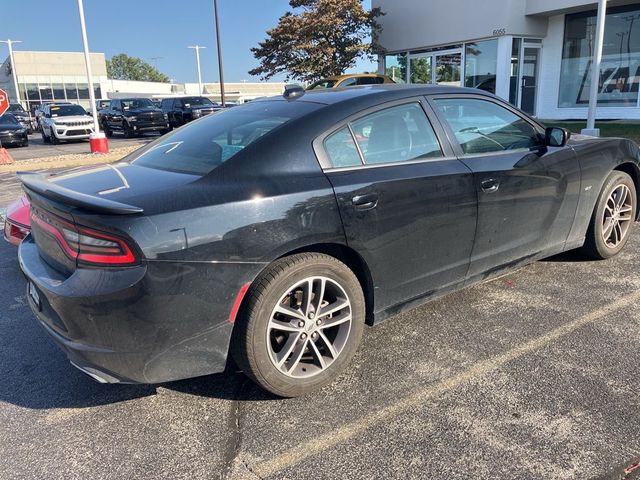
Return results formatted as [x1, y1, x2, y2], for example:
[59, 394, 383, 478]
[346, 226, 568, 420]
[269, 318, 302, 333]
[275, 332, 302, 367]
[619, 205, 633, 214]
[603, 218, 615, 240]
[320, 310, 352, 329]
[302, 279, 314, 317]
[318, 298, 349, 318]
[617, 186, 629, 208]
[309, 339, 327, 369]
[313, 278, 326, 314]
[275, 304, 306, 322]
[614, 222, 622, 244]
[318, 331, 338, 359]
[287, 337, 308, 373]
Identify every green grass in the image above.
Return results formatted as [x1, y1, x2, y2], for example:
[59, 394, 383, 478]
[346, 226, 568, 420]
[540, 120, 640, 144]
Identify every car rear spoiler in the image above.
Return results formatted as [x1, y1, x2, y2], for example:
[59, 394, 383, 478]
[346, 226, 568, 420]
[18, 172, 144, 215]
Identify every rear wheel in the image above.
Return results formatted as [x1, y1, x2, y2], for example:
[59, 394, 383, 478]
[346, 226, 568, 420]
[582, 170, 636, 259]
[232, 253, 365, 397]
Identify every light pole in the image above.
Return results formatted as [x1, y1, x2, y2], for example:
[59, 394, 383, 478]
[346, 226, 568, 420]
[76, 0, 108, 152]
[188, 45, 206, 95]
[0, 39, 23, 106]
[213, 0, 226, 106]
[583, 0, 607, 137]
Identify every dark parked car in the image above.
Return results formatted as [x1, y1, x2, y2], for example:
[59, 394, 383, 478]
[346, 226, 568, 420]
[99, 98, 170, 138]
[18, 85, 640, 397]
[8, 103, 35, 133]
[0, 113, 29, 147]
[160, 96, 221, 129]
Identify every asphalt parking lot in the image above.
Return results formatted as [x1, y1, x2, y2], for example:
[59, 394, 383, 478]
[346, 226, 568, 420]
[1, 202, 640, 479]
[5, 132, 151, 161]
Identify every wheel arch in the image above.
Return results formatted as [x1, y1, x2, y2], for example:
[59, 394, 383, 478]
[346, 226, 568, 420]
[613, 161, 640, 220]
[276, 243, 376, 325]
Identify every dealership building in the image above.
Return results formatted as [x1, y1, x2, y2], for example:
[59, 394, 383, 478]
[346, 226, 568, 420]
[0, 51, 285, 112]
[375, 0, 640, 120]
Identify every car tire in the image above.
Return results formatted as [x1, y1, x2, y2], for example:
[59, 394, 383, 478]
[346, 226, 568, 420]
[41, 128, 50, 144]
[50, 131, 60, 145]
[582, 170, 637, 259]
[103, 122, 112, 138]
[159, 129, 169, 135]
[232, 252, 365, 397]
[124, 124, 134, 138]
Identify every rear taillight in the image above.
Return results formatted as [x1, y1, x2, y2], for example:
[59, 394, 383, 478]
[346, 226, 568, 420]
[30, 208, 138, 266]
[3, 220, 29, 246]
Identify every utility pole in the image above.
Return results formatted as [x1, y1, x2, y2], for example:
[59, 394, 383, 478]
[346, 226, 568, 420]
[213, 0, 226, 106]
[188, 45, 206, 95]
[582, 0, 607, 137]
[77, 0, 108, 152]
[0, 39, 23, 106]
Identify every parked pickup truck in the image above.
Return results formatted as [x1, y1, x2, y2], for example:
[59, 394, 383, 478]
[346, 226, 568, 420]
[99, 98, 170, 138]
[160, 96, 222, 129]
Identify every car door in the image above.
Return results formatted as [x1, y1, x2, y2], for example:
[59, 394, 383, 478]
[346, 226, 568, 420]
[315, 99, 478, 313]
[429, 95, 580, 278]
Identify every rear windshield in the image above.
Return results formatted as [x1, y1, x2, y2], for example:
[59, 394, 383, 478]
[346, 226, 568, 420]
[307, 79, 337, 90]
[131, 100, 319, 175]
[49, 105, 87, 117]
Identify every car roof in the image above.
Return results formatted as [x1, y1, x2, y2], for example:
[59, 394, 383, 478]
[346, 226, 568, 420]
[261, 84, 493, 106]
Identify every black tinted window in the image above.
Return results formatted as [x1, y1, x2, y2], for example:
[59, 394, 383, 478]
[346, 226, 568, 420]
[350, 103, 443, 164]
[132, 101, 319, 175]
[434, 98, 540, 154]
[324, 128, 362, 168]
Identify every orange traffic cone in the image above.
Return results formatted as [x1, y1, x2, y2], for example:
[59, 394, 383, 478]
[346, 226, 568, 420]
[0, 148, 14, 165]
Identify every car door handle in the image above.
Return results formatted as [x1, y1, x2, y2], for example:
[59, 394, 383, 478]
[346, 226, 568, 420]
[481, 178, 500, 193]
[352, 193, 378, 210]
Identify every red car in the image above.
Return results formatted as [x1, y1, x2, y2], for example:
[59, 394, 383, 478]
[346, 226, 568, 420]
[3, 195, 31, 245]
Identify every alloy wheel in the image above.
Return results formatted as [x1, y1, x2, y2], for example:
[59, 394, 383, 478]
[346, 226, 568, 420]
[602, 183, 634, 248]
[266, 276, 352, 378]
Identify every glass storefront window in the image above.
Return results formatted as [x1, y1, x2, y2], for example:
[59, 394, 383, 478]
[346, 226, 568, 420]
[435, 53, 461, 86]
[410, 56, 432, 84]
[464, 39, 498, 94]
[39, 86, 53, 100]
[385, 54, 407, 83]
[559, 5, 640, 108]
[77, 83, 90, 99]
[52, 84, 65, 100]
[94, 84, 102, 100]
[510, 38, 522, 105]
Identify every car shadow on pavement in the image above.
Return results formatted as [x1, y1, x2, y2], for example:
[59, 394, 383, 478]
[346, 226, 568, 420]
[541, 249, 593, 262]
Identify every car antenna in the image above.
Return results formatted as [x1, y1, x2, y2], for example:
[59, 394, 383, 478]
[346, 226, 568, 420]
[283, 84, 305, 101]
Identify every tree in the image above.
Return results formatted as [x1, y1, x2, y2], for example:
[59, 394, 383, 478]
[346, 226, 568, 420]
[249, 0, 384, 82]
[107, 54, 170, 83]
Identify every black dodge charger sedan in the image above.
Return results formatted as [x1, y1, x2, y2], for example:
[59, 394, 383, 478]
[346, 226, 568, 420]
[18, 85, 639, 397]
[0, 113, 29, 147]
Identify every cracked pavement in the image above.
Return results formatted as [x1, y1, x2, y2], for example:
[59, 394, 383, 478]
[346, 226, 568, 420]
[1, 200, 640, 479]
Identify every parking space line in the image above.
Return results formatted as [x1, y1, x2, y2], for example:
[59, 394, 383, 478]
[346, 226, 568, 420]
[250, 290, 640, 478]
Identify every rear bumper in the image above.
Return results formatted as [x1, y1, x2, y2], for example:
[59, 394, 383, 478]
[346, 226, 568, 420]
[18, 237, 244, 384]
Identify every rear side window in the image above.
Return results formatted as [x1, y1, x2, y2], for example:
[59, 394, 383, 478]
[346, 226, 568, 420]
[433, 98, 540, 154]
[132, 101, 319, 175]
[324, 128, 362, 168]
[351, 103, 442, 165]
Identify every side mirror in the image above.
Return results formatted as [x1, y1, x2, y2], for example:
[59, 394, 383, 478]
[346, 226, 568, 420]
[545, 127, 571, 147]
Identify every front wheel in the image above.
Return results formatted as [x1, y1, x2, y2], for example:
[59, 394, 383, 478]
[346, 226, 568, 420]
[41, 127, 50, 144]
[582, 170, 637, 259]
[232, 253, 365, 397]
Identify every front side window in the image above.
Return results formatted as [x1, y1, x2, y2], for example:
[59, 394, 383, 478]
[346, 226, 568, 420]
[434, 98, 540, 154]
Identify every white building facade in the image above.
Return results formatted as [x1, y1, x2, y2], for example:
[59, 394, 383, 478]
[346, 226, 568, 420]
[375, 0, 640, 120]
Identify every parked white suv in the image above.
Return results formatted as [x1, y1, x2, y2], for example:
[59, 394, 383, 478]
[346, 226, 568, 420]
[40, 104, 94, 144]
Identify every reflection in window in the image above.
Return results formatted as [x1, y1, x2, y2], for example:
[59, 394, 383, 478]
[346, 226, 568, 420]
[465, 39, 498, 94]
[350, 103, 442, 164]
[385, 53, 407, 83]
[39, 86, 53, 100]
[77, 84, 90, 99]
[560, 5, 640, 108]
[52, 84, 65, 100]
[65, 83, 78, 100]
[434, 98, 540, 154]
[410, 56, 432, 84]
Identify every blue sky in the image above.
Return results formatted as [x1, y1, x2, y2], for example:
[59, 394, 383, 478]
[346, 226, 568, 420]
[0, 0, 376, 83]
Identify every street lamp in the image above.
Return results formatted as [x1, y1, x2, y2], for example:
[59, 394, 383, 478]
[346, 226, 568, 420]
[0, 39, 23, 106]
[188, 45, 206, 95]
[76, 0, 108, 153]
